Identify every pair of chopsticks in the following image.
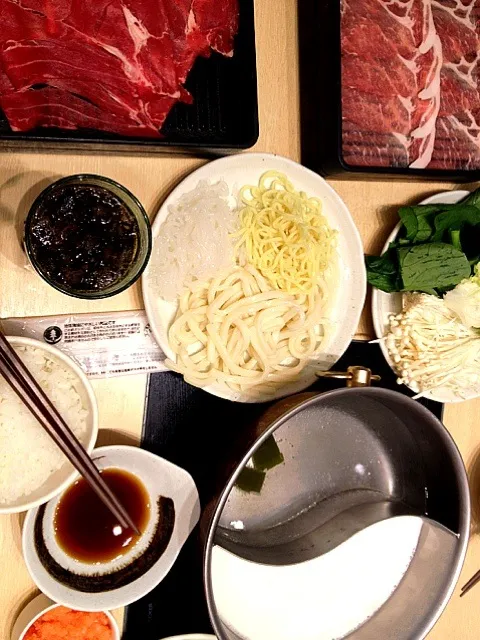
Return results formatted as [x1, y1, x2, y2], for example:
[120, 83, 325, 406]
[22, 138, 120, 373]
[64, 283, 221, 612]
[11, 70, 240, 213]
[461, 570, 480, 597]
[0, 331, 139, 535]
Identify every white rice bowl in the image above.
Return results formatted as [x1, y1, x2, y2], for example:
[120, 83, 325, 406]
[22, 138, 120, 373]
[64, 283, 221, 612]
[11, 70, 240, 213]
[0, 337, 98, 513]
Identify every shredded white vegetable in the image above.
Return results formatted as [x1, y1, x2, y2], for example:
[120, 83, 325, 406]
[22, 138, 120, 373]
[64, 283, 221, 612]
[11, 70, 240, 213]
[149, 180, 235, 301]
[444, 263, 480, 329]
[385, 293, 480, 398]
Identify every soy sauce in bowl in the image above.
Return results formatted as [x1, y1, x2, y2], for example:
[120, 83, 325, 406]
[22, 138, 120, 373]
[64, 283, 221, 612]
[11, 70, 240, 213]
[54, 468, 149, 564]
[25, 175, 151, 299]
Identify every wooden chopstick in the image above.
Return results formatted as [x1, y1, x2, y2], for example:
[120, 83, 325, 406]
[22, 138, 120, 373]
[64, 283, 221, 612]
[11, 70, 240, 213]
[0, 333, 140, 535]
[460, 570, 480, 597]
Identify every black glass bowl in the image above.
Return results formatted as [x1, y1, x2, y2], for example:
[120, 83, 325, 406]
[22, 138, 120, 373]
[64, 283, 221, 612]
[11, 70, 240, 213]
[24, 174, 152, 299]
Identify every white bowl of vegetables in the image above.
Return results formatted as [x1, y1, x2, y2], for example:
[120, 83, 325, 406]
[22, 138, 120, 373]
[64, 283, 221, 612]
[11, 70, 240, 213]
[370, 189, 480, 403]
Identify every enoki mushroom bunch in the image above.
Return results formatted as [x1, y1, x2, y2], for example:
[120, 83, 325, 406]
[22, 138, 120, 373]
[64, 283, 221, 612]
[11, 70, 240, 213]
[385, 293, 480, 397]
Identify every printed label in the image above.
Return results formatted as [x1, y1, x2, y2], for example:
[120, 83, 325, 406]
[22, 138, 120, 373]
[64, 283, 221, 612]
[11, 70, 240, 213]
[1, 311, 167, 378]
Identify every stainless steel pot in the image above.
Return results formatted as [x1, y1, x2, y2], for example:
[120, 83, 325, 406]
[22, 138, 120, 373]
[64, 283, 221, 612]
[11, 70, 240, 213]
[202, 371, 470, 640]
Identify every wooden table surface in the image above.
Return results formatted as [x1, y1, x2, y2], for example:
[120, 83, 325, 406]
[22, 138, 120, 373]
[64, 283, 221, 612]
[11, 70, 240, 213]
[1, 1, 480, 639]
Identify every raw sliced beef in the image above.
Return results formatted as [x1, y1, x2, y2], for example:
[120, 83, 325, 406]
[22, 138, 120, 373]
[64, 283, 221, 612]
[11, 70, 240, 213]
[0, 0, 239, 137]
[341, 0, 442, 169]
[0, 87, 161, 137]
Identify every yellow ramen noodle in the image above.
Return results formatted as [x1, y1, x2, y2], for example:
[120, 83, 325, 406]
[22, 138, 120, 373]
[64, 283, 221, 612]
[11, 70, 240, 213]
[234, 171, 337, 294]
[165, 265, 329, 400]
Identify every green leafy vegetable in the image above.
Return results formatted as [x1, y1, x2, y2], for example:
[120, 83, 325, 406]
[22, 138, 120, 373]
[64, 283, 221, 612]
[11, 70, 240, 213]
[398, 205, 437, 243]
[431, 206, 480, 242]
[460, 188, 480, 209]
[365, 246, 402, 293]
[398, 243, 471, 292]
[449, 229, 462, 251]
[365, 188, 480, 294]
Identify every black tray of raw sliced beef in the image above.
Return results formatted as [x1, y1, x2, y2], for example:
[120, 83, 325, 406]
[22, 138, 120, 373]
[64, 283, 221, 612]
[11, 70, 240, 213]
[299, 0, 480, 178]
[0, 0, 258, 153]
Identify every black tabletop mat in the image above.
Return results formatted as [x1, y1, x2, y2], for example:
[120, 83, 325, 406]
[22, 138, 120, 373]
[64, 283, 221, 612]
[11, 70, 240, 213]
[123, 340, 443, 640]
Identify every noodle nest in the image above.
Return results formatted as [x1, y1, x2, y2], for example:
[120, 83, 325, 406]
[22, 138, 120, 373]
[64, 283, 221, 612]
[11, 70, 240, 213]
[165, 171, 338, 399]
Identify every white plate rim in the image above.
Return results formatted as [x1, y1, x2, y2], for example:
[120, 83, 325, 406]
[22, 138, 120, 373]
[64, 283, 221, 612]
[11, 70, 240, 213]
[142, 152, 366, 403]
[371, 190, 476, 403]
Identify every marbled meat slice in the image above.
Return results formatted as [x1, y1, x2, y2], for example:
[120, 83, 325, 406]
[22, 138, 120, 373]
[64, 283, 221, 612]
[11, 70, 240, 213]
[1, 40, 152, 126]
[0, 87, 161, 137]
[0, 0, 239, 137]
[341, 0, 442, 169]
[429, 0, 480, 170]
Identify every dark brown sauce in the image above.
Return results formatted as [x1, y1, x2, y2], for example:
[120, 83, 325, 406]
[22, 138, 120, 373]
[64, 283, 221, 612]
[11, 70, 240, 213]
[28, 184, 139, 292]
[54, 468, 150, 564]
[35, 496, 175, 592]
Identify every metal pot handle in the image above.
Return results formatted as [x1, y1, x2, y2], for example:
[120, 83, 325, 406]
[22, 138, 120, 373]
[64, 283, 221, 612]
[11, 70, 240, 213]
[316, 365, 381, 388]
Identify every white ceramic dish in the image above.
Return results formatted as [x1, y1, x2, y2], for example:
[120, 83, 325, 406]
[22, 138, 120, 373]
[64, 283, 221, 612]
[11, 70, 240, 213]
[11, 593, 119, 640]
[0, 336, 98, 514]
[23, 445, 200, 611]
[159, 636, 216, 640]
[371, 190, 474, 403]
[142, 152, 366, 403]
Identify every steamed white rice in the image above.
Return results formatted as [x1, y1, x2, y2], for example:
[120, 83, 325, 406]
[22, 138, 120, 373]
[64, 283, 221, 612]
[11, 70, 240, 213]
[0, 346, 88, 504]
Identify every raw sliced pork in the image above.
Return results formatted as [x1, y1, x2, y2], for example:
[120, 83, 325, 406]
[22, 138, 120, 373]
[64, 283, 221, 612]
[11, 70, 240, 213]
[429, 0, 480, 169]
[341, 0, 442, 169]
[0, 0, 239, 137]
[340, 0, 480, 170]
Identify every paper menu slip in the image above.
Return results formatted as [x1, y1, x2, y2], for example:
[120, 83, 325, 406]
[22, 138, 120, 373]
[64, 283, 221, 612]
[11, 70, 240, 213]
[1, 311, 167, 378]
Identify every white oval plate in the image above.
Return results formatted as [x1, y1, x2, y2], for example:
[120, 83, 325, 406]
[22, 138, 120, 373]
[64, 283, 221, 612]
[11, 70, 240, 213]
[159, 636, 216, 640]
[142, 153, 366, 403]
[371, 190, 475, 403]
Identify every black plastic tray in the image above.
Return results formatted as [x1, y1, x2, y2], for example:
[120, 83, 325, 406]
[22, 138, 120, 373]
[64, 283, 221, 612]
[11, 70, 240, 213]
[298, 0, 480, 180]
[123, 340, 443, 640]
[0, 0, 258, 155]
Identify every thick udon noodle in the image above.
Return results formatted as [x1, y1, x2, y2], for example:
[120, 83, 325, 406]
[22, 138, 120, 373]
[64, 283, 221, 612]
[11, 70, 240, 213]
[165, 265, 332, 399]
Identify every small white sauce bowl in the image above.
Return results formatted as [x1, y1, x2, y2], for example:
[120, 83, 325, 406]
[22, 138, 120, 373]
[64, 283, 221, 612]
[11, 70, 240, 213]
[11, 593, 119, 640]
[0, 336, 98, 514]
[23, 445, 201, 611]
